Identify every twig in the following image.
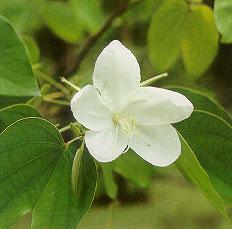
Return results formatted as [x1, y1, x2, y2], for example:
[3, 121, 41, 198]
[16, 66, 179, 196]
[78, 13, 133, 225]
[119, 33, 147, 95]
[65, 0, 144, 76]
[35, 69, 70, 95]
[42, 97, 70, 106]
[59, 122, 78, 133]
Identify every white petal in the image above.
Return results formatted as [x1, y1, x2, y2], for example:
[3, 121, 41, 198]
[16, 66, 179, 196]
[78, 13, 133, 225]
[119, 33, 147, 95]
[130, 124, 181, 167]
[93, 40, 141, 112]
[71, 85, 113, 131]
[123, 87, 193, 125]
[85, 127, 127, 162]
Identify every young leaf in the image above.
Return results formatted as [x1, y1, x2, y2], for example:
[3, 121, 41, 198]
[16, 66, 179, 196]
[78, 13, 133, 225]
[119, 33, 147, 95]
[148, 0, 187, 73]
[0, 16, 40, 97]
[175, 110, 232, 206]
[0, 118, 97, 228]
[165, 86, 231, 124]
[0, 104, 41, 132]
[214, 0, 232, 43]
[175, 133, 230, 220]
[182, 5, 219, 77]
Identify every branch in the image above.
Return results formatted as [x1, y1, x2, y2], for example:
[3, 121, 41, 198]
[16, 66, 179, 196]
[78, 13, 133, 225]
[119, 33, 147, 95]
[65, 0, 144, 76]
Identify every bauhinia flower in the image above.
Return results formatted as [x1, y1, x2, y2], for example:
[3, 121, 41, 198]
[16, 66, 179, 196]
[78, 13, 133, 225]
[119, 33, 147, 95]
[71, 40, 193, 166]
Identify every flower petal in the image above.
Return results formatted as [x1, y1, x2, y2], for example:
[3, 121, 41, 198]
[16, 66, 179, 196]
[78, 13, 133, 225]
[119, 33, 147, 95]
[130, 124, 181, 167]
[71, 85, 113, 131]
[85, 127, 127, 162]
[123, 87, 193, 125]
[93, 40, 141, 112]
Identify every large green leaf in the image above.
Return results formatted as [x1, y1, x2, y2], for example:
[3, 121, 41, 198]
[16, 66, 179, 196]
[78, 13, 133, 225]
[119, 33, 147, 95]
[0, 104, 41, 132]
[175, 110, 232, 206]
[0, 118, 97, 228]
[175, 133, 229, 220]
[214, 0, 232, 43]
[165, 86, 231, 124]
[0, 16, 40, 97]
[148, 0, 187, 73]
[182, 4, 219, 77]
[41, 1, 83, 44]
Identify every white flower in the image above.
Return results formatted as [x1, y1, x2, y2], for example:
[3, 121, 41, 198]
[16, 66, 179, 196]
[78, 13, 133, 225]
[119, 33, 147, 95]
[71, 40, 193, 167]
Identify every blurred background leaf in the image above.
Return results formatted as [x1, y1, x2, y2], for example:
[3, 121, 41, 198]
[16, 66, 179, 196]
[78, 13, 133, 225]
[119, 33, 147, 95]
[182, 4, 219, 78]
[148, 0, 187, 73]
[0, 0, 231, 227]
[214, 0, 232, 43]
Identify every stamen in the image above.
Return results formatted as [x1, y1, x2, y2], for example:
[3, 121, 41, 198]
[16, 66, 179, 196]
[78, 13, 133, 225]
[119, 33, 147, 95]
[112, 113, 139, 152]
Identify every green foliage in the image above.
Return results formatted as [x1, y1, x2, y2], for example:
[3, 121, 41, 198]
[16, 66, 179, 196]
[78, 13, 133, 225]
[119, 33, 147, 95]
[214, 0, 232, 43]
[0, 118, 97, 228]
[165, 86, 232, 217]
[0, 96, 30, 110]
[114, 150, 154, 188]
[0, 0, 40, 33]
[148, 0, 187, 73]
[22, 35, 40, 64]
[165, 86, 231, 124]
[99, 149, 154, 199]
[0, 16, 40, 97]
[148, 0, 219, 77]
[41, 1, 84, 44]
[41, 0, 104, 43]
[71, 0, 104, 34]
[176, 111, 232, 206]
[176, 133, 229, 220]
[182, 4, 218, 77]
[0, 104, 41, 132]
[100, 162, 118, 199]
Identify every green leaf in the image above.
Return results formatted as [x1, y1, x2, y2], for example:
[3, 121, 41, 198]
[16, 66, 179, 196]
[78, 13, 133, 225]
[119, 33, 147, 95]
[124, 0, 162, 23]
[100, 162, 118, 199]
[175, 110, 232, 206]
[148, 0, 187, 73]
[0, 0, 40, 33]
[0, 95, 30, 110]
[0, 104, 41, 133]
[71, 0, 104, 34]
[165, 86, 231, 124]
[114, 150, 154, 188]
[175, 132, 230, 220]
[214, 0, 232, 43]
[182, 4, 219, 77]
[0, 16, 40, 97]
[0, 118, 97, 228]
[99, 150, 154, 199]
[41, 1, 83, 44]
[22, 35, 40, 64]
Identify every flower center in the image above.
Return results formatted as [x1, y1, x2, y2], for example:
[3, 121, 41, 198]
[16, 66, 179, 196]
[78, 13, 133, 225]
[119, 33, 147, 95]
[113, 113, 140, 139]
